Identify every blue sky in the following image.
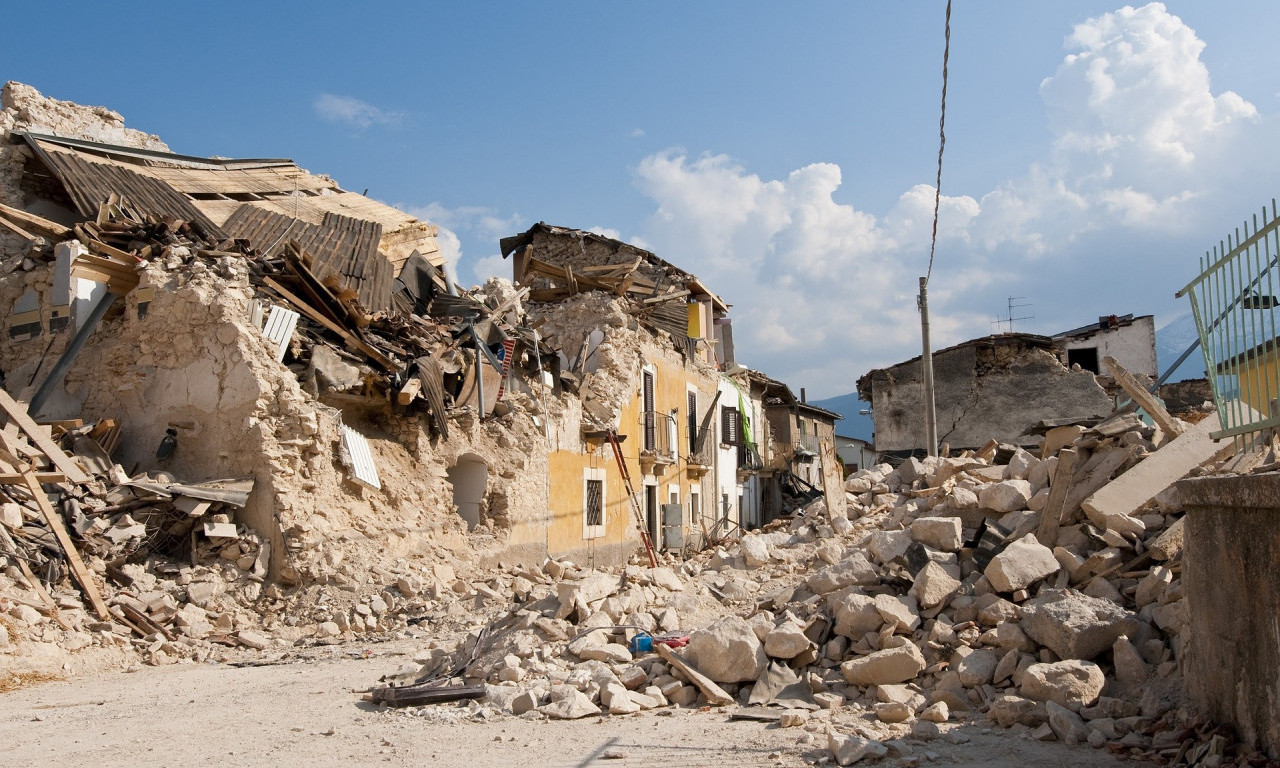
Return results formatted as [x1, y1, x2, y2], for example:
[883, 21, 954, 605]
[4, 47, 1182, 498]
[5, 2, 1278, 398]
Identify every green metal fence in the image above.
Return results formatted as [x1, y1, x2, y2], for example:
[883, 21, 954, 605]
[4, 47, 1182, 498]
[1176, 199, 1280, 444]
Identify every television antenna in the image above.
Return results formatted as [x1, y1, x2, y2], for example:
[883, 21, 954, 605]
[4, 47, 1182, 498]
[991, 296, 1034, 333]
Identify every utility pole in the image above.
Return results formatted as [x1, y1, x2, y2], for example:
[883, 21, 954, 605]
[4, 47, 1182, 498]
[919, 276, 938, 457]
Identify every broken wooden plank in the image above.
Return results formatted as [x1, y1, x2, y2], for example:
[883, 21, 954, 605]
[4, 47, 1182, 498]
[0, 388, 89, 484]
[1082, 409, 1238, 523]
[1035, 447, 1078, 548]
[264, 276, 398, 371]
[1104, 355, 1185, 439]
[655, 642, 735, 706]
[0, 449, 108, 619]
[396, 376, 422, 405]
[0, 202, 71, 238]
[0, 471, 66, 485]
[0, 212, 36, 241]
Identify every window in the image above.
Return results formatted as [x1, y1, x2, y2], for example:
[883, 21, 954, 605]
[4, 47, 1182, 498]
[689, 488, 700, 525]
[583, 467, 606, 539]
[1067, 347, 1100, 374]
[721, 405, 740, 446]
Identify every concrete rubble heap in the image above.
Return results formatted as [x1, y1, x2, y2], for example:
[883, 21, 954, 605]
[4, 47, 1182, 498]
[366, 407, 1273, 768]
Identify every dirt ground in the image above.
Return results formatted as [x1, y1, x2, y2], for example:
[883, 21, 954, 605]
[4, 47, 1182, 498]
[0, 640, 1130, 768]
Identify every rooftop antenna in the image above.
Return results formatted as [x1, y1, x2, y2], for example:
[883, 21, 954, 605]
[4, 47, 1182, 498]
[991, 296, 1034, 333]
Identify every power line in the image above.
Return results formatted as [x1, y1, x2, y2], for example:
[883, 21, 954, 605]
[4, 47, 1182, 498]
[925, 0, 952, 285]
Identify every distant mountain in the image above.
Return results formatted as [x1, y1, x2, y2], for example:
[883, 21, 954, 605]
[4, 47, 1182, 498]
[1155, 312, 1208, 382]
[810, 392, 874, 442]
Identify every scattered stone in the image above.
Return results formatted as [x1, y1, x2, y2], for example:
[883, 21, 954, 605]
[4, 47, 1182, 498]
[1020, 590, 1140, 660]
[1020, 660, 1106, 709]
[984, 534, 1059, 593]
[841, 643, 926, 686]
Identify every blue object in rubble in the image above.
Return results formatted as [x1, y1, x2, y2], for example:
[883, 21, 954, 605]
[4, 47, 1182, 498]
[629, 633, 653, 654]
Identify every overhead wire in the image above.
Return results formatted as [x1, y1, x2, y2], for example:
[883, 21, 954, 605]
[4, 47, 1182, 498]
[925, 0, 952, 285]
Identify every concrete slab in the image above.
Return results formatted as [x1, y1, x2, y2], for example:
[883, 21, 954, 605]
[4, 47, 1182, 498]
[1082, 411, 1236, 521]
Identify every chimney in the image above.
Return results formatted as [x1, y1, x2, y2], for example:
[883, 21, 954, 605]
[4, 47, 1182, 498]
[800, 387, 807, 403]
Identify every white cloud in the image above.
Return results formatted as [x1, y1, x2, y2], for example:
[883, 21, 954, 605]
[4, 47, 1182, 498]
[403, 203, 526, 288]
[628, 3, 1266, 397]
[313, 93, 406, 129]
[629, 128, 645, 138]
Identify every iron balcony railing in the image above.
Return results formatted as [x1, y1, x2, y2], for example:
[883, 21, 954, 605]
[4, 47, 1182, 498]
[641, 410, 678, 463]
[688, 426, 714, 466]
[795, 433, 821, 455]
[1176, 199, 1280, 444]
[738, 443, 764, 472]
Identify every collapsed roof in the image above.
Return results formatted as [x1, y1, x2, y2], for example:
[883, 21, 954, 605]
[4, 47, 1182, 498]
[13, 131, 443, 310]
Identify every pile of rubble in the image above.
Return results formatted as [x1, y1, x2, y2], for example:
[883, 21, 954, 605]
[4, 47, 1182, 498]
[365, 407, 1273, 767]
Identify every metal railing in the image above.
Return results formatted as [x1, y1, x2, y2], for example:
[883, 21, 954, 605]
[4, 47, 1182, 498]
[795, 433, 821, 455]
[641, 410, 678, 463]
[1176, 199, 1280, 443]
[688, 426, 714, 466]
[738, 443, 764, 472]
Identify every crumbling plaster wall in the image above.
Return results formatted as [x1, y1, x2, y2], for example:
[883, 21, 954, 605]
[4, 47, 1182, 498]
[870, 343, 1113, 452]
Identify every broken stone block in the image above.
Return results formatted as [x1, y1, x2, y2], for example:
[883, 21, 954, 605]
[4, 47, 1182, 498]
[736, 535, 771, 568]
[841, 643, 926, 686]
[645, 567, 684, 592]
[539, 687, 600, 719]
[987, 694, 1046, 728]
[1112, 636, 1148, 685]
[873, 593, 920, 633]
[1147, 517, 1184, 561]
[235, 629, 269, 650]
[684, 615, 767, 683]
[974, 594, 1019, 626]
[909, 517, 963, 551]
[764, 622, 811, 660]
[1045, 700, 1090, 744]
[875, 701, 912, 723]
[920, 701, 949, 722]
[876, 684, 926, 711]
[978, 623, 1036, 654]
[814, 691, 845, 710]
[910, 561, 960, 609]
[1020, 660, 1105, 709]
[779, 709, 809, 727]
[808, 554, 879, 594]
[0, 502, 22, 530]
[867, 529, 913, 564]
[1135, 566, 1173, 609]
[1020, 590, 1140, 660]
[979, 480, 1033, 513]
[578, 643, 633, 664]
[829, 732, 888, 765]
[1006, 448, 1037, 480]
[984, 534, 1059, 593]
[955, 648, 999, 688]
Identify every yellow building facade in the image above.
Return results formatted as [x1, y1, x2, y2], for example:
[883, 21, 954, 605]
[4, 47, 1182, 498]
[545, 350, 718, 566]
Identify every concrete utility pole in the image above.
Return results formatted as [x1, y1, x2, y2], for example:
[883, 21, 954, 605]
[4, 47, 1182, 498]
[919, 276, 938, 457]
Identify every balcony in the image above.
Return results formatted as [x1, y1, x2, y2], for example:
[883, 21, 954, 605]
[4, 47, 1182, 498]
[737, 443, 764, 474]
[639, 410, 678, 473]
[794, 433, 820, 460]
[686, 426, 713, 477]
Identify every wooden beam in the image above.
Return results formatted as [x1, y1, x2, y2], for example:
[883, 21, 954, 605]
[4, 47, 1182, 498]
[0, 446, 108, 619]
[1103, 355, 1185, 438]
[0, 388, 89, 484]
[1035, 447, 1078, 548]
[0, 202, 71, 238]
[0, 471, 66, 485]
[0, 212, 36, 241]
[655, 642, 734, 706]
[396, 376, 422, 405]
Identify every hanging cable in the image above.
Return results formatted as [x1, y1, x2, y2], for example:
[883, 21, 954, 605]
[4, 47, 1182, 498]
[925, 0, 952, 285]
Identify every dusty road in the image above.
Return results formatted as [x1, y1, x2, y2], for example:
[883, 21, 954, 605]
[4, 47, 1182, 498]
[1, 643, 1127, 767]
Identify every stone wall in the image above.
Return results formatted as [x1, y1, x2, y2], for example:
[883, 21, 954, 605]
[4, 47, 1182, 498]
[1178, 473, 1280, 759]
[868, 343, 1113, 453]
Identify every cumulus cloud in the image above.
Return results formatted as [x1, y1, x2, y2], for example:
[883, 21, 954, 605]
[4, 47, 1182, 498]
[313, 93, 406, 129]
[628, 3, 1264, 397]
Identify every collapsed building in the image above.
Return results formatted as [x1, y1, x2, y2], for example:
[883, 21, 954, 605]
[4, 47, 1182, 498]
[0, 84, 849, 678]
